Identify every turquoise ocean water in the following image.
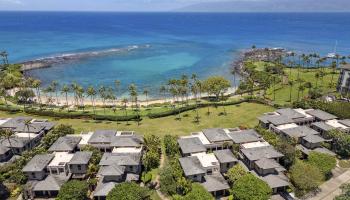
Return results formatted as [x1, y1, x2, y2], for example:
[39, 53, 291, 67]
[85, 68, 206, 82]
[0, 12, 349, 96]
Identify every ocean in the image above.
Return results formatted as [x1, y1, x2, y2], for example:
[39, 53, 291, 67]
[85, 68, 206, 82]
[0, 12, 349, 96]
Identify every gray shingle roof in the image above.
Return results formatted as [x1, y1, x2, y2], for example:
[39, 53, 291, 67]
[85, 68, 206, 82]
[296, 145, 336, 156]
[33, 174, 70, 191]
[88, 130, 116, 144]
[99, 153, 141, 166]
[69, 151, 92, 165]
[48, 136, 81, 152]
[202, 128, 231, 142]
[255, 158, 281, 170]
[276, 108, 305, 119]
[23, 154, 54, 172]
[98, 164, 125, 176]
[0, 145, 10, 154]
[0, 137, 30, 148]
[306, 109, 337, 121]
[241, 146, 283, 161]
[228, 129, 262, 144]
[214, 149, 237, 163]
[0, 117, 55, 133]
[111, 136, 143, 147]
[282, 126, 319, 139]
[201, 174, 230, 192]
[178, 137, 206, 155]
[266, 115, 295, 126]
[339, 119, 350, 127]
[312, 122, 335, 132]
[179, 156, 205, 176]
[262, 174, 289, 189]
[302, 134, 326, 144]
[94, 181, 117, 197]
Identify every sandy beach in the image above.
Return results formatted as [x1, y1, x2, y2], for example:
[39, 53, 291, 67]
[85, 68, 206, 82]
[7, 87, 237, 107]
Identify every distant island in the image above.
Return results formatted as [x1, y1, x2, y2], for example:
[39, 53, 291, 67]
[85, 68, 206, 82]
[177, 0, 350, 12]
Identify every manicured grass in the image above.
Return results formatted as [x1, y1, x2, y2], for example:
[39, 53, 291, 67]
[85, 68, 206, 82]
[150, 191, 162, 200]
[0, 102, 274, 136]
[266, 67, 338, 105]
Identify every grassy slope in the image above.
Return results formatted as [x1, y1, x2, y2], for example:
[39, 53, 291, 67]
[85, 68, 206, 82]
[0, 102, 274, 136]
[261, 65, 338, 105]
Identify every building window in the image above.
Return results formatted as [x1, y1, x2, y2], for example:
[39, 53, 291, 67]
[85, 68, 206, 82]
[207, 170, 212, 175]
[77, 165, 81, 170]
[32, 172, 36, 178]
[226, 163, 230, 168]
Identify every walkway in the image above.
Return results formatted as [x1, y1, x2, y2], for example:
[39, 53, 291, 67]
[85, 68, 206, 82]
[155, 152, 169, 200]
[308, 168, 350, 200]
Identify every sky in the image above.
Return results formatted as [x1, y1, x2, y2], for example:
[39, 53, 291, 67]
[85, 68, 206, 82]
[0, 0, 227, 11]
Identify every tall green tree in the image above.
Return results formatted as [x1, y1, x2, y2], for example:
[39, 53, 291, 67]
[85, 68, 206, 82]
[290, 160, 323, 196]
[57, 180, 89, 200]
[107, 182, 149, 200]
[202, 76, 231, 101]
[60, 84, 70, 107]
[232, 174, 272, 200]
[87, 86, 97, 115]
[0, 129, 15, 154]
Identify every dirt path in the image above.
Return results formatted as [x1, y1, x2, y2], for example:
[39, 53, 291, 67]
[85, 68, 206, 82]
[155, 152, 169, 200]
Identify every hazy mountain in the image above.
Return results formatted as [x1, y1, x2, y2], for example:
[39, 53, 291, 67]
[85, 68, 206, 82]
[177, 0, 350, 12]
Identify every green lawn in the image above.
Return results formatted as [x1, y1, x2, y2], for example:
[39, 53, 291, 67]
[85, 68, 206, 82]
[0, 102, 274, 136]
[266, 67, 338, 105]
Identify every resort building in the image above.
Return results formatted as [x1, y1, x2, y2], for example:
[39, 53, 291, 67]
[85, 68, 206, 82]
[177, 128, 290, 197]
[76, 130, 144, 152]
[258, 109, 339, 157]
[337, 64, 350, 94]
[0, 117, 55, 164]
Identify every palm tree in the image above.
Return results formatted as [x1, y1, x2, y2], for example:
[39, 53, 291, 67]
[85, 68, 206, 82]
[24, 119, 34, 149]
[288, 80, 293, 102]
[128, 84, 138, 110]
[76, 86, 85, 110]
[50, 81, 59, 105]
[298, 85, 305, 98]
[122, 98, 129, 125]
[0, 51, 9, 65]
[0, 129, 15, 154]
[330, 61, 337, 87]
[87, 86, 97, 115]
[159, 85, 167, 103]
[61, 84, 70, 107]
[98, 85, 107, 114]
[143, 88, 149, 108]
[32, 79, 42, 106]
[314, 72, 320, 88]
[0, 84, 7, 106]
[70, 82, 79, 107]
[114, 80, 121, 104]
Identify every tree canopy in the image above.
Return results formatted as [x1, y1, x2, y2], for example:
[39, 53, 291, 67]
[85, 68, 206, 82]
[335, 183, 350, 200]
[226, 164, 247, 184]
[290, 160, 323, 196]
[175, 183, 213, 200]
[57, 180, 89, 200]
[202, 76, 231, 100]
[232, 174, 272, 200]
[106, 182, 149, 200]
[307, 152, 336, 178]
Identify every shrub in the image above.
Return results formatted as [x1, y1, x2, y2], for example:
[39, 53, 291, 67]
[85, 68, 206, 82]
[164, 135, 179, 157]
[232, 174, 272, 200]
[57, 180, 89, 200]
[307, 152, 336, 178]
[290, 160, 324, 196]
[106, 182, 149, 200]
[226, 164, 247, 184]
[176, 183, 213, 200]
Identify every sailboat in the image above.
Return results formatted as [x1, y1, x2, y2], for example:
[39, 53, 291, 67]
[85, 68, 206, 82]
[327, 40, 338, 58]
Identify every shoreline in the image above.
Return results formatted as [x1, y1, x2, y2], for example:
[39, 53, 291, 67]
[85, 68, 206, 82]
[8, 87, 237, 107]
